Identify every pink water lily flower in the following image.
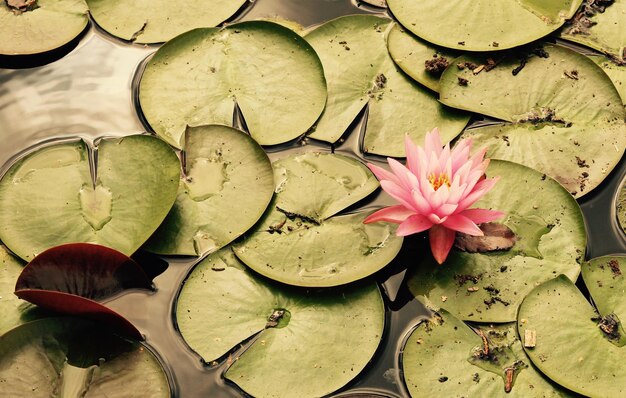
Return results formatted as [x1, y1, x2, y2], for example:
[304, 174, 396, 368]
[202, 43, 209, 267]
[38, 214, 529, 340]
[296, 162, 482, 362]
[365, 128, 504, 264]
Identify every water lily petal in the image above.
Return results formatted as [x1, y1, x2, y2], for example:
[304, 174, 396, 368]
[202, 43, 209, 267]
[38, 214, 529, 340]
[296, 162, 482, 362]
[405, 135, 420, 175]
[436, 203, 458, 218]
[457, 177, 499, 211]
[380, 180, 417, 211]
[411, 189, 432, 214]
[424, 128, 442, 157]
[388, 158, 415, 191]
[397, 214, 432, 236]
[450, 139, 471, 173]
[442, 214, 483, 235]
[460, 208, 505, 224]
[364, 205, 415, 224]
[429, 225, 455, 264]
[367, 163, 398, 184]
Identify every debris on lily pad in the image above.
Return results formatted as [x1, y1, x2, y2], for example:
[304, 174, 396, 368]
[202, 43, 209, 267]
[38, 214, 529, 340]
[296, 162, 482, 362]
[139, 21, 327, 148]
[408, 160, 586, 323]
[176, 248, 384, 398]
[305, 15, 469, 156]
[518, 275, 626, 396]
[439, 44, 626, 198]
[0, 245, 40, 336]
[86, 0, 247, 44]
[0, 135, 180, 261]
[402, 309, 570, 397]
[0, 318, 169, 396]
[234, 152, 403, 287]
[386, 23, 461, 92]
[387, 0, 581, 51]
[0, 0, 88, 56]
[561, 0, 626, 63]
[144, 125, 275, 256]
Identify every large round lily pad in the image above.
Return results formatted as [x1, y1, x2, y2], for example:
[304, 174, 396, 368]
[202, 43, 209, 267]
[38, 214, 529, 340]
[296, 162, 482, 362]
[304, 15, 469, 156]
[387, 0, 581, 51]
[439, 44, 626, 198]
[386, 23, 461, 92]
[86, 0, 247, 44]
[561, 0, 626, 61]
[402, 309, 569, 397]
[408, 160, 586, 323]
[518, 275, 626, 396]
[144, 125, 274, 256]
[138, 21, 327, 148]
[581, 256, 626, 344]
[0, 135, 180, 261]
[0, 0, 88, 56]
[233, 152, 403, 287]
[176, 248, 384, 398]
[0, 318, 169, 396]
[0, 245, 38, 336]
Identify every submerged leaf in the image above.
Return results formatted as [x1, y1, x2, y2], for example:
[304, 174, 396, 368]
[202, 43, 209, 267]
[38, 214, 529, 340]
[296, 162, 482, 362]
[87, 0, 247, 43]
[305, 15, 469, 156]
[439, 44, 626, 198]
[408, 160, 585, 322]
[0, 245, 39, 336]
[176, 248, 384, 398]
[0, 135, 180, 261]
[387, 0, 581, 51]
[0, 318, 169, 396]
[144, 125, 274, 256]
[139, 21, 327, 148]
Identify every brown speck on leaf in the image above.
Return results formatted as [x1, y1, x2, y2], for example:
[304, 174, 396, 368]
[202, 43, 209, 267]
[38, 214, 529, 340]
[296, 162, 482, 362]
[504, 367, 515, 393]
[608, 259, 622, 277]
[492, 42, 499, 48]
[473, 65, 485, 74]
[424, 55, 450, 76]
[458, 41, 465, 46]
[457, 77, 469, 86]
[576, 156, 589, 168]
[564, 70, 579, 80]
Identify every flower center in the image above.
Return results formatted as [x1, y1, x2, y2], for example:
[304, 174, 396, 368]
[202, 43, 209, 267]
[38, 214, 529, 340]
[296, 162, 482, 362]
[428, 173, 451, 190]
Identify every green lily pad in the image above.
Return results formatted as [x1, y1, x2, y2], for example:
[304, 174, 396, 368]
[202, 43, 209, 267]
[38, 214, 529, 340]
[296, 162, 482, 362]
[0, 245, 40, 336]
[408, 160, 586, 322]
[176, 248, 384, 398]
[590, 54, 626, 105]
[144, 125, 274, 256]
[86, 0, 247, 44]
[386, 23, 461, 92]
[581, 256, 626, 344]
[0, 317, 169, 396]
[0, 135, 180, 261]
[387, 0, 581, 51]
[138, 21, 327, 148]
[518, 275, 626, 396]
[402, 309, 570, 397]
[304, 15, 469, 156]
[233, 152, 403, 287]
[439, 44, 626, 198]
[0, 0, 88, 56]
[561, 0, 626, 61]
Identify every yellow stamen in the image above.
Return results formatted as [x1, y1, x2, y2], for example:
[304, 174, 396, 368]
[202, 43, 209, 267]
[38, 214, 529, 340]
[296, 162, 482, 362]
[428, 173, 451, 191]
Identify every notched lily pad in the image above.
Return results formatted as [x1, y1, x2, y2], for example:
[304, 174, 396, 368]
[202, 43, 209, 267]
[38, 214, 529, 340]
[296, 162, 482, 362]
[408, 160, 586, 322]
[387, 0, 581, 51]
[0, 0, 88, 56]
[561, 0, 626, 62]
[0, 318, 169, 396]
[86, 0, 247, 44]
[139, 21, 327, 148]
[176, 248, 384, 398]
[386, 24, 461, 92]
[518, 275, 626, 396]
[402, 309, 569, 397]
[589, 54, 626, 105]
[0, 135, 180, 261]
[144, 125, 274, 256]
[440, 44, 626, 198]
[305, 15, 469, 156]
[234, 152, 403, 287]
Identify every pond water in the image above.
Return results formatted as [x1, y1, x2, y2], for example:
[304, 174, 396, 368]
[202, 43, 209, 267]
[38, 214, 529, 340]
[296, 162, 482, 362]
[1, 0, 625, 397]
